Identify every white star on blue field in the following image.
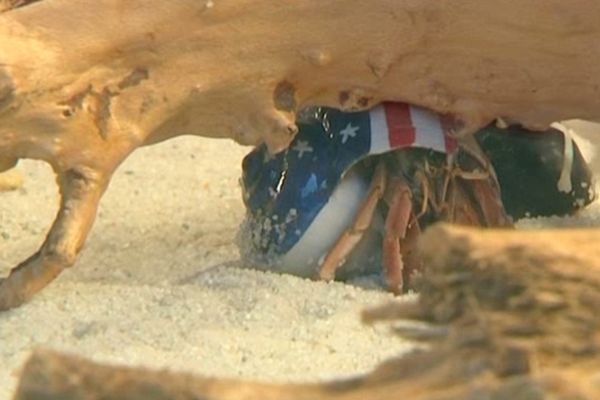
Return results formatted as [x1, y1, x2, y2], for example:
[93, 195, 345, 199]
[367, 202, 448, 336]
[339, 123, 360, 144]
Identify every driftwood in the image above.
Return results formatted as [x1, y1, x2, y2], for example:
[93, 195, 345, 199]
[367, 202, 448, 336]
[13, 224, 600, 399]
[1, 1, 599, 309]
[0, 1, 38, 12]
[0, 168, 22, 191]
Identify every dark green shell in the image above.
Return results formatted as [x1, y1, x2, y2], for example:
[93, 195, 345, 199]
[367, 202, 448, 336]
[476, 125, 595, 220]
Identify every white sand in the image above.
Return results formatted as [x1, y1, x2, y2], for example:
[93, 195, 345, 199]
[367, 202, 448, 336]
[0, 137, 414, 399]
[1, 121, 599, 398]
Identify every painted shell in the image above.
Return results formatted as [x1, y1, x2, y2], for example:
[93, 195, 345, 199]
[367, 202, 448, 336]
[239, 103, 460, 279]
[239, 104, 595, 285]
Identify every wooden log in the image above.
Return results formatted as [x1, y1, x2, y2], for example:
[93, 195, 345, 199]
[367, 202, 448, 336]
[14, 224, 600, 399]
[2, 1, 600, 158]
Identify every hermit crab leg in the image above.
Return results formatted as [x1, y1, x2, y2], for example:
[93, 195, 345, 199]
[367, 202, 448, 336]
[0, 167, 109, 310]
[452, 141, 512, 227]
[398, 213, 422, 286]
[318, 162, 387, 281]
[413, 170, 431, 219]
[456, 177, 512, 227]
[382, 176, 413, 294]
[446, 179, 485, 225]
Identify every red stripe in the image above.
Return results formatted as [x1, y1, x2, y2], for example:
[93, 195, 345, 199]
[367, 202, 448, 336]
[383, 102, 415, 148]
[439, 114, 458, 153]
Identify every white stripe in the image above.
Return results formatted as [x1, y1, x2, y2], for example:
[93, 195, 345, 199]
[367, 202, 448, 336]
[552, 122, 574, 193]
[368, 105, 391, 154]
[279, 169, 374, 277]
[409, 106, 447, 153]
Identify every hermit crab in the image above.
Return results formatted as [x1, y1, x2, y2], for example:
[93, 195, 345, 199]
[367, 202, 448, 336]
[240, 103, 594, 293]
[317, 144, 513, 293]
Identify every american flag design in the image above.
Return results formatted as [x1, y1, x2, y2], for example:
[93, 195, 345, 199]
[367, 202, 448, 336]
[368, 102, 457, 154]
[241, 103, 457, 265]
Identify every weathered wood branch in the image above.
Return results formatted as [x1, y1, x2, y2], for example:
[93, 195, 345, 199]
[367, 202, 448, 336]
[0, 0, 39, 13]
[2, 1, 600, 159]
[14, 224, 600, 399]
[14, 349, 324, 400]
